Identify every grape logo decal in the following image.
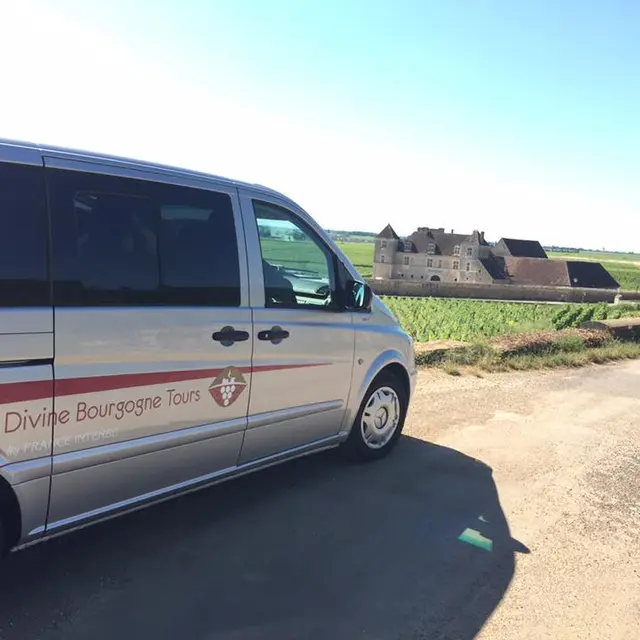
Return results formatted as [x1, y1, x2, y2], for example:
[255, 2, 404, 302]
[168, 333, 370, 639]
[208, 366, 247, 407]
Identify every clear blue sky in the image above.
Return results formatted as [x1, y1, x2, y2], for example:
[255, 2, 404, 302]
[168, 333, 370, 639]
[1, 1, 638, 250]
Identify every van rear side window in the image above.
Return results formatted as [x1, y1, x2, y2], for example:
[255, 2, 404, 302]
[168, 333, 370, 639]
[0, 162, 50, 307]
[49, 169, 240, 307]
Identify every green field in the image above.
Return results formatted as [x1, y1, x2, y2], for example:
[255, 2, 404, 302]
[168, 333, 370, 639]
[599, 263, 640, 291]
[380, 297, 640, 342]
[336, 241, 374, 278]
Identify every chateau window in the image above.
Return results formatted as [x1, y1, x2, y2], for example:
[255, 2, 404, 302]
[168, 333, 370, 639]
[466, 262, 471, 271]
[380, 255, 385, 263]
[453, 245, 461, 256]
[453, 260, 460, 270]
[403, 256, 410, 265]
[466, 247, 473, 256]
[427, 258, 433, 267]
[381, 241, 387, 248]
[427, 243, 435, 254]
[438, 260, 442, 268]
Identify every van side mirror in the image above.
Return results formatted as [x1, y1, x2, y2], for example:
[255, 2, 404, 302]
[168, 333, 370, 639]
[349, 280, 372, 312]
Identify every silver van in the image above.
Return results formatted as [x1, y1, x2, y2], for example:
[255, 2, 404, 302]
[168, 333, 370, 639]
[0, 139, 416, 555]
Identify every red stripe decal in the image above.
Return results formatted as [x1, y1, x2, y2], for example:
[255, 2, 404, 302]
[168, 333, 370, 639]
[0, 363, 330, 406]
[0, 380, 54, 406]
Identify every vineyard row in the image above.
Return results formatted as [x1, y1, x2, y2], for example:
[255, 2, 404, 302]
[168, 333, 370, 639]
[380, 297, 640, 342]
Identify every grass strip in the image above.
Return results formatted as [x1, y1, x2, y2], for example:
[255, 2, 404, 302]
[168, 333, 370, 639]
[415, 329, 640, 375]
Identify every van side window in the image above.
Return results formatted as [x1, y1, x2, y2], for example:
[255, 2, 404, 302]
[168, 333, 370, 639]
[0, 162, 50, 306]
[158, 197, 240, 306]
[49, 169, 240, 307]
[252, 200, 337, 309]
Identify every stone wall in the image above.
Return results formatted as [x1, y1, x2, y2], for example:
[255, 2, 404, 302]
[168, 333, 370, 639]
[367, 278, 640, 303]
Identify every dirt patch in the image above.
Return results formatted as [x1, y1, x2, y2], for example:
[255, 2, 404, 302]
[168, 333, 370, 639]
[490, 328, 609, 357]
[413, 339, 468, 353]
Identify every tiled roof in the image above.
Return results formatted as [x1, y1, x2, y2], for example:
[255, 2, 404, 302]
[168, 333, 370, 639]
[377, 224, 400, 239]
[407, 229, 470, 256]
[497, 238, 548, 259]
[566, 262, 619, 289]
[504, 258, 619, 289]
[504, 258, 570, 286]
[479, 256, 508, 280]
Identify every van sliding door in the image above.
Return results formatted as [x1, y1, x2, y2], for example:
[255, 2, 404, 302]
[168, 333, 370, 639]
[44, 156, 251, 532]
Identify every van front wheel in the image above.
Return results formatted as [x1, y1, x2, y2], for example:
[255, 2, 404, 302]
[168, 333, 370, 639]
[342, 372, 408, 462]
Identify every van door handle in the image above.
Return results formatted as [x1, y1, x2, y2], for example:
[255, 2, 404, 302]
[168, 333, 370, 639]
[257, 327, 290, 344]
[212, 326, 250, 346]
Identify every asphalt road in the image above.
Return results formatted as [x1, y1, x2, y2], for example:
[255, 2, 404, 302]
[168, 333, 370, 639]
[1, 361, 639, 639]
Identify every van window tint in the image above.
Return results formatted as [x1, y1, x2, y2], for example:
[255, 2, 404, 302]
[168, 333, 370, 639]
[49, 169, 240, 307]
[159, 199, 240, 305]
[74, 191, 159, 294]
[0, 162, 50, 306]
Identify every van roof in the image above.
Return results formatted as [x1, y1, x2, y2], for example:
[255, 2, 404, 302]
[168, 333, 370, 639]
[0, 137, 288, 201]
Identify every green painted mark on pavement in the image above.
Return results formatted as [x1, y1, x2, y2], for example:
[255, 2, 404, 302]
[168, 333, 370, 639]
[458, 528, 493, 552]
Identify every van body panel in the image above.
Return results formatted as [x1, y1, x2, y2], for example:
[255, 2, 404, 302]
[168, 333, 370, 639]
[0, 139, 415, 552]
[47, 431, 245, 528]
[0, 360, 54, 470]
[0, 309, 53, 336]
[10, 477, 51, 540]
[0, 457, 52, 485]
[51, 415, 248, 475]
[29, 433, 344, 542]
[353, 316, 417, 395]
[240, 308, 355, 462]
[49, 308, 253, 451]
[0, 334, 53, 363]
[0, 141, 43, 166]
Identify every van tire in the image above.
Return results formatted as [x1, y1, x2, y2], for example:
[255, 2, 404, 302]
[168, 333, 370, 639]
[341, 372, 408, 462]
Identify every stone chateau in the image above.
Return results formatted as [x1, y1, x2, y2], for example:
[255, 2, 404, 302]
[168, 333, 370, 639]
[373, 225, 619, 289]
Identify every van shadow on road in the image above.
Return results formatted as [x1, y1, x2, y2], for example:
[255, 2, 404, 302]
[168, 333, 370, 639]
[0, 436, 528, 640]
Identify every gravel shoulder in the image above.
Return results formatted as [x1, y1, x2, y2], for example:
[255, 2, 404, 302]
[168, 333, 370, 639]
[409, 362, 640, 639]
